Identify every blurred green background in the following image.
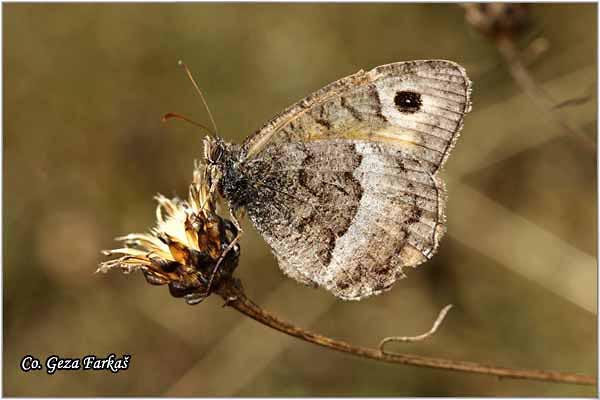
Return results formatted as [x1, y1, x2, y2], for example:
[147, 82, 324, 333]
[3, 3, 597, 397]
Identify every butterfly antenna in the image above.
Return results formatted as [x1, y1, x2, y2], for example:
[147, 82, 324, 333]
[161, 112, 214, 136]
[178, 60, 219, 137]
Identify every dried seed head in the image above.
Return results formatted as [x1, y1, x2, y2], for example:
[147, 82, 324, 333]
[99, 162, 240, 299]
[462, 3, 530, 38]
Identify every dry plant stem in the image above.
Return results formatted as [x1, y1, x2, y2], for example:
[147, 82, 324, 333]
[379, 304, 454, 350]
[216, 279, 595, 387]
[494, 34, 595, 149]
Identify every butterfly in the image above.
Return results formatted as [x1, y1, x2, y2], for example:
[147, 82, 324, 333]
[199, 60, 472, 301]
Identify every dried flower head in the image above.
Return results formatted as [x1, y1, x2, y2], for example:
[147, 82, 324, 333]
[98, 162, 240, 303]
[462, 3, 530, 38]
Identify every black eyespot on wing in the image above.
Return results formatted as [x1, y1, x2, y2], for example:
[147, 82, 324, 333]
[394, 91, 422, 114]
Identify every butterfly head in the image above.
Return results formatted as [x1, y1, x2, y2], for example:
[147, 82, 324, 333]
[202, 136, 226, 196]
[203, 135, 226, 165]
[201, 136, 245, 205]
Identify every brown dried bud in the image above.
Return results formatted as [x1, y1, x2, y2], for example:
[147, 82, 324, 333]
[98, 163, 240, 304]
[462, 3, 530, 38]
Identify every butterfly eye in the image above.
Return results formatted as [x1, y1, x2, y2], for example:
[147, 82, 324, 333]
[204, 138, 224, 164]
[210, 145, 223, 163]
[393, 91, 422, 114]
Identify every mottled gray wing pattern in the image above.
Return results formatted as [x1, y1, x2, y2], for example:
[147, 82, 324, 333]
[241, 140, 446, 300]
[242, 60, 472, 175]
[238, 60, 471, 300]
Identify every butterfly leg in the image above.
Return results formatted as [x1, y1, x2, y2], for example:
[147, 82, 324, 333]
[204, 208, 244, 295]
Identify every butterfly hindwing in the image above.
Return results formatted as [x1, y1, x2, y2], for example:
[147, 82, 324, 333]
[239, 140, 446, 300]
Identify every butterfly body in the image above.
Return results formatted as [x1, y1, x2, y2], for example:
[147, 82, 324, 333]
[205, 60, 472, 300]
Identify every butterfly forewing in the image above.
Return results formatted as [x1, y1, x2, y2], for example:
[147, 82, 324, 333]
[242, 60, 471, 174]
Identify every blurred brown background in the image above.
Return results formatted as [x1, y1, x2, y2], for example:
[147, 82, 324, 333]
[3, 3, 597, 397]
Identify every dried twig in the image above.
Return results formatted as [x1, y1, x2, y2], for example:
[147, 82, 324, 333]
[216, 278, 596, 387]
[494, 34, 595, 149]
[462, 3, 595, 149]
[379, 304, 453, 351]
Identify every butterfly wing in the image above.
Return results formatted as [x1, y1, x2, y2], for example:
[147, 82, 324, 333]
[242, 60, 472, 174]
[237, 60, 471, 300]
